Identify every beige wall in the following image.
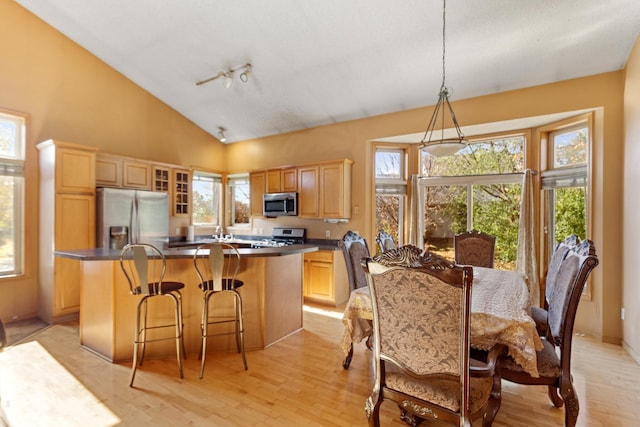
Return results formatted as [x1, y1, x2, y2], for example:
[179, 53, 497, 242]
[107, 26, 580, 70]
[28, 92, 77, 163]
[623, 35, 640, 361]
[0, 0, 225, 322]
[0, 0, 631, 350]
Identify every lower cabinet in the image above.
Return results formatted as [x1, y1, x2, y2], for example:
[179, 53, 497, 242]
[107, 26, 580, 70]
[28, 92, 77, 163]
[303, 250, 349, 306]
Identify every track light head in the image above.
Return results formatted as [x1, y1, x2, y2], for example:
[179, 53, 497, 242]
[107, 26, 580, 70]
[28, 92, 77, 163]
[239, 64, 251, 82]
[217, 127, 227, 142]
[223, 72, 234, 89]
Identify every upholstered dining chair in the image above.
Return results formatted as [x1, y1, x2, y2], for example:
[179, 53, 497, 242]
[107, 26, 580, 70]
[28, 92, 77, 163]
[193, 242, 247, 378]
[338, 231, 373, 369]
[339, 230, 371, 292]
[530, 235, 580, 336]
[119, 243, 185, 387]
[501, 239, 598, 427]
[375, 230, 397, 253]
[454, 230, 497, 268]
[363, 258, 505, 427]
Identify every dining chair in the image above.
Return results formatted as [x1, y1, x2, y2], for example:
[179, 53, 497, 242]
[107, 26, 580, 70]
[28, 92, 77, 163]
[375, 230, 397, 253]
[501, 239, 598, 427]
[119, 243, 185, 387]
[193, 242, 247, 378]
[530, 235, 580, 336]
[338, 230, 373, 369]
[454, 230, 496, 268]
[363, 258, 506, 427]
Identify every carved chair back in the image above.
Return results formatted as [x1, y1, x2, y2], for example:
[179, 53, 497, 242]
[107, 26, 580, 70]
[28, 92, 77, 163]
[454, 230, 496, 268]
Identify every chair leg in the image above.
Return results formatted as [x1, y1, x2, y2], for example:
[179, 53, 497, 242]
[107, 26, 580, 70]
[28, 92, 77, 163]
[176, 292, 187, 360]
[560, 378, 579, 427]
[234, 292, 248, 370]
[547, 385, 564, 408]
[130, 297, 146, 387]
[168, 293, 184, 379]
[139, 298, 149, 365]
[199, 291, 211, 379]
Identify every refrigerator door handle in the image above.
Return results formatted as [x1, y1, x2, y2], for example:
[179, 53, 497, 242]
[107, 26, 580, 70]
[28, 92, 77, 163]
[130, 198, 137, 244]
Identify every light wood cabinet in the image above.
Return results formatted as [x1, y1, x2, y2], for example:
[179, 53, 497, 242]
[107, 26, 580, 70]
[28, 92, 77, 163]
[303, 250, 349, 306]
[281, 167, 297, 192]
[298, 159, 352, 219]
[37, 140, 97, 323]
[152, 164, 171, 192]
[173, 168, 191, 216]
[95, 154, 123, 187]
[265, 167, 297, 193]
[249, 171, 266, 217]
[298, 165, 319, 217]
[122, 159, 151, 189]
[319, 160, 352, 219]
[96, 154, 151, 190]
[266, 169, 281, 193]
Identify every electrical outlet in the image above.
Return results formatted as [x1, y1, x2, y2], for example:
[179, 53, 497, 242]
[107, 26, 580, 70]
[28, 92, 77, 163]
[325, 230, 331, 238]
[621, 308, 625, 320]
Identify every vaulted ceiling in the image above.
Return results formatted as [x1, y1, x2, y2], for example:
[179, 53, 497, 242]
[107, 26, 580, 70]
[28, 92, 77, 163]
[15, 0, 640, 143]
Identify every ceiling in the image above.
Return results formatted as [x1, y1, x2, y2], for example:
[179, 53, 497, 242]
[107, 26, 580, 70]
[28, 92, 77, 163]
[15, 0, 640, 143]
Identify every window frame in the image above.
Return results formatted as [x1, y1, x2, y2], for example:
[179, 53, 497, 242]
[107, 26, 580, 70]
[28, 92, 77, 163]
[191, 170, 223, 227]
[227, 173, 250, 229]
[0, 109, 26, 278]
[374, 146, 408, 247]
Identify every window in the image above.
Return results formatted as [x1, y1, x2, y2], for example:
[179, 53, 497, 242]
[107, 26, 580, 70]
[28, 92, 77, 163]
[0, 110, 26, 277]
[227, 174, 250, 226]
[192, 171, 222, 226]
[375, 148, 406, 247]
[542, 123, 588, 263]
[419, 135, 525, 269]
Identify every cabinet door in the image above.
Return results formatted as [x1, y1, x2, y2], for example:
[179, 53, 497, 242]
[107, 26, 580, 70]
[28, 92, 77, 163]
[173, 169, 191, 216]
[152, 165, 171, 192]
[297, 166, 319, 217]
[95, 155, 123, 187]
[266, 169, 281, 193]
[249, 171, 266, 216]
[320, 162, 348, 218]
[303, 251, 334, 302]
[56, 148, 96, 193]
[281, 168, 297, 192]
[54, 193, 95, 315]
[123, 160, 151, 189]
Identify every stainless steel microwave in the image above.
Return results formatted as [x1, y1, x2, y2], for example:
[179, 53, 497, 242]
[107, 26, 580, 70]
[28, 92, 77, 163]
[263, 192, 298, 217]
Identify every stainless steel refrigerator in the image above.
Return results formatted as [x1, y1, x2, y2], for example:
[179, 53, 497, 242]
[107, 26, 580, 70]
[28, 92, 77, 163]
[96, 187, 169, 249]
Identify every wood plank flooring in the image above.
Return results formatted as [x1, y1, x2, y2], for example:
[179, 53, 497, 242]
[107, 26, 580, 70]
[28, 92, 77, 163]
[1, 304, 638, 426]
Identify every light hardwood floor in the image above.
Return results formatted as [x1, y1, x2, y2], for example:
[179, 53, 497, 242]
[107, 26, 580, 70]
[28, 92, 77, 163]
[1, 304, 638, 426]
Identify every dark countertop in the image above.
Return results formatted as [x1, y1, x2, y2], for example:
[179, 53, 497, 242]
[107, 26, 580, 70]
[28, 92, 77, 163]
[55, 244, 319, 261]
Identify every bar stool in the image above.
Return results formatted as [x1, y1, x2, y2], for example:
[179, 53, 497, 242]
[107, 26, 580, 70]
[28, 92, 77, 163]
[193, 243, 247, 378]
[119, 243, 185, 387]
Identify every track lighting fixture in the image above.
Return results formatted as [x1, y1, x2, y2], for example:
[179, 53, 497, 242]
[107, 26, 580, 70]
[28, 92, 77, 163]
[196, 63, 252, 88]
[217, 127, 227, 142]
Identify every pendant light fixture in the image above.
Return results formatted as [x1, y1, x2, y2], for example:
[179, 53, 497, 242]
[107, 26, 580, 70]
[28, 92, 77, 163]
[418, 0, 467, 157]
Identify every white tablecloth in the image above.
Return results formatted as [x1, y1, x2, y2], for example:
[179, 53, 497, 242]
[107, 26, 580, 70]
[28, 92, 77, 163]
[341, 266, 543, 377]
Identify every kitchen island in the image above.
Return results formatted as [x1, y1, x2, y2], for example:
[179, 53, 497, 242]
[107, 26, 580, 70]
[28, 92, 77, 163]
[55, 244, 318, 363]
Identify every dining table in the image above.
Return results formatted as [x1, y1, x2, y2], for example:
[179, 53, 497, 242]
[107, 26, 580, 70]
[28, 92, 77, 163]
[340, 266, 544, 377]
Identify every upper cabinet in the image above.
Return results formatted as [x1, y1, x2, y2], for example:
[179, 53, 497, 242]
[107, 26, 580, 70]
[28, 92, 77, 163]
[96, 153, 191, 217]
[173, 168, 191, 217]
[249, 171, 266, 217]
[281, 167, 298, 192]
[96, 153, 151, 190]
[298, 159, 353, 219]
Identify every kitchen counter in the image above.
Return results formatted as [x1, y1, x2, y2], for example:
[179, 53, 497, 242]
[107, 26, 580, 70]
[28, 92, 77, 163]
[55, 243, 319, 260]
[56, 244, 319, 363]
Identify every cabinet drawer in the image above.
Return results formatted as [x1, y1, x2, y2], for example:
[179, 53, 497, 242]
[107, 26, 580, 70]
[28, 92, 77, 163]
[304, 250, 334, 262]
